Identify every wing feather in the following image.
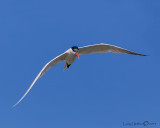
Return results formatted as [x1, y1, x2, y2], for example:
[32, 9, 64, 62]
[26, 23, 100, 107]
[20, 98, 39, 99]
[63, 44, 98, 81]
[12, 52, 67, 107]
[79, 44, 146, 56]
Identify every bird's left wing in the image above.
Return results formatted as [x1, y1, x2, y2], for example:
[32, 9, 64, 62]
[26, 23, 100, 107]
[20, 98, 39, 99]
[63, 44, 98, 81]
[13, 52, 67, 108]
[79, 44, 146, 56]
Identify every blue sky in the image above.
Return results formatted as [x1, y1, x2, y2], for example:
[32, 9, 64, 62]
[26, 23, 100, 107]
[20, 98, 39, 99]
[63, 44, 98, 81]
[0, 0, 160, 128]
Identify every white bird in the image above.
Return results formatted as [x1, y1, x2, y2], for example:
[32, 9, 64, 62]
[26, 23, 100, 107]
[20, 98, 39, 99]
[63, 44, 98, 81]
[13, 43, 146, 107]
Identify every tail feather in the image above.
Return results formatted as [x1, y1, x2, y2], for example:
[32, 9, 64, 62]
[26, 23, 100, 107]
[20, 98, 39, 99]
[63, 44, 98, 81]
[63, 62, 67, 70]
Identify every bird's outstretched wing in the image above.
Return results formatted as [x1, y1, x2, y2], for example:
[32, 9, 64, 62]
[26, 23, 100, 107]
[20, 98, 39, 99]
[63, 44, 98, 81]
[13, 52, 67, 108]
[79, 44, 146, 56]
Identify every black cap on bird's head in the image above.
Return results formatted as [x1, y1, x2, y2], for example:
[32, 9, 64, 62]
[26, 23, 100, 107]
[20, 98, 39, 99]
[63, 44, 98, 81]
[71, 46, 79, 58]
[71, 46, 79, 51]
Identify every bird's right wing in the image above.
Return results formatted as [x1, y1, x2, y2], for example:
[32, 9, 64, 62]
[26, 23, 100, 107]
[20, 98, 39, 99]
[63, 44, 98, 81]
[13, 52, 67, 107]
[79, 44, 146, 56]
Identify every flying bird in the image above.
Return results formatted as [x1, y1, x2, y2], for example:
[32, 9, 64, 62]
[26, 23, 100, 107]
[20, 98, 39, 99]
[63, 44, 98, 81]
[13, 43, 146, 107]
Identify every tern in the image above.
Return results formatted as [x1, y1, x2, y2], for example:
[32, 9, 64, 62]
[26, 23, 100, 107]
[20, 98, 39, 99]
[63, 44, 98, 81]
[13, 43, 146, 107]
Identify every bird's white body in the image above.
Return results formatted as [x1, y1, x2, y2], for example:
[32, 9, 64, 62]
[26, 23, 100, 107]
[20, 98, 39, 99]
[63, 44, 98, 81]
[63, 49, 77, 70]
[13, 43, 146, 107]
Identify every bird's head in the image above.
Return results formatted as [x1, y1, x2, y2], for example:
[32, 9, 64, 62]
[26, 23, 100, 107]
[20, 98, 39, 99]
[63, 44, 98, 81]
[71, 46, 79, 58]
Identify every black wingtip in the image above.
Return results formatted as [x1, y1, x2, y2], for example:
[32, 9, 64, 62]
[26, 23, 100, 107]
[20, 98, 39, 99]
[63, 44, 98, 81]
[139, 54, 148, 56]
[137, 54, 148, 56]
[131, 52, 148, 56]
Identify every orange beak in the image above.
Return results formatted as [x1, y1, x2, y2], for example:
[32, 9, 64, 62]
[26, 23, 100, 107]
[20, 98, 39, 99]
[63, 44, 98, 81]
[75, 52, 79, 58]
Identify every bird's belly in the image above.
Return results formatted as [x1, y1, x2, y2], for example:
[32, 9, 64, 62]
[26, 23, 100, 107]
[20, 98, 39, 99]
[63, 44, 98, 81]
[66, 54, 76, 64]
